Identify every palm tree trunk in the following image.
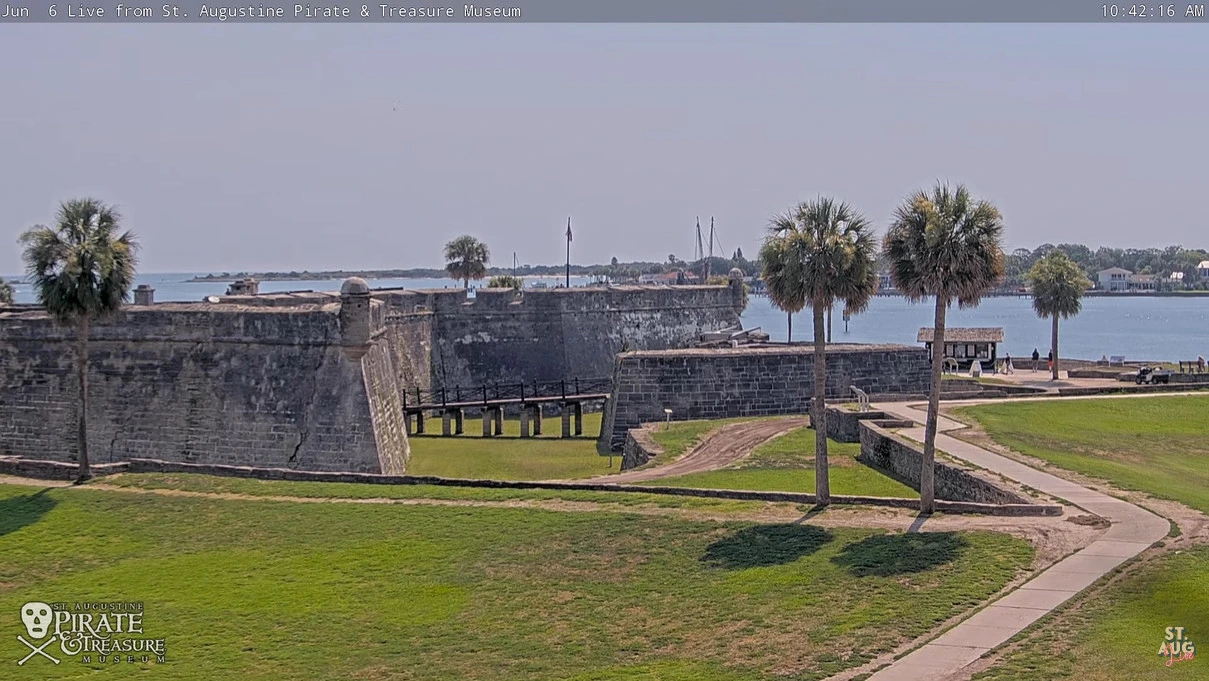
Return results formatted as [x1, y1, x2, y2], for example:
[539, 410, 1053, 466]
[826, 305, 833, 343]
[787, 311, 792, 343]
[75, 316, 91, 482]
[921, 296, 948, 514]
[812, 304, 830, 505]
[1051, 314, 1060, 381]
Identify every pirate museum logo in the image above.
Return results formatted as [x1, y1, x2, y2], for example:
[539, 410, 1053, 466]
[16, 601, 166, 666]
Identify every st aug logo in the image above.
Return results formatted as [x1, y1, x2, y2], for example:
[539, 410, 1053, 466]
[1157, 626, 1196, 667]
[16, 601, 166, 666]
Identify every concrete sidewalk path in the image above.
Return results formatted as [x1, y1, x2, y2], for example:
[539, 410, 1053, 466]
[862, 400, 1169, 681]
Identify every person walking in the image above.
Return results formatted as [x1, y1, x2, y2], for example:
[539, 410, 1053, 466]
[1031, 348, 1040, 373]
[1004, 352, 1015, 374]
[1047, 349, 1054, 373]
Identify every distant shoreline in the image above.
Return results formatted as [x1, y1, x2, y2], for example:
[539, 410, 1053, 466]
[186, 270, 602, 283]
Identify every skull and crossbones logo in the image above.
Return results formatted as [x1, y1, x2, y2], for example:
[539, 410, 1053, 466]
[17, 602, 59, 666]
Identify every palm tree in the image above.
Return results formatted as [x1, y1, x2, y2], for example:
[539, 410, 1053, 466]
[20, 199, 139, 482]
[0, 278, 12, 304]
[1027, 250, 1090, 381]
[759, 234, 806, 343]
[763, 198, 880, 505]
[884, 183, 1004, 513]
[444, 236, 490, 289]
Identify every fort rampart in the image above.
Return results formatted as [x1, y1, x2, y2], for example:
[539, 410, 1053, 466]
[599, 343, 931, 450]
[0, 282, 743, 471]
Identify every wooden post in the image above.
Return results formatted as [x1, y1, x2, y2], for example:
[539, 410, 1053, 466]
[454, 409, 464, 435]
[532, 404, 542, 435]
[520, 407, 531, 438]
[573, 402, 583, 436]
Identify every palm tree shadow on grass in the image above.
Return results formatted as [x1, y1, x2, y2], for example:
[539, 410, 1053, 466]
[0, 489, 57, 537]
[831, 532, 968, 577]
[701, 524, 834, 570]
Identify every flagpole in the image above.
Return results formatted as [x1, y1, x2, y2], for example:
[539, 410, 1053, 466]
[565, 216, 571, 288]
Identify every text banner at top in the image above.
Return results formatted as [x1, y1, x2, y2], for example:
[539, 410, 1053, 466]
[2, 1, 1209, 23]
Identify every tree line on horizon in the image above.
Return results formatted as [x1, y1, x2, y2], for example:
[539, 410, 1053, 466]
[164, 240, 1209, 291]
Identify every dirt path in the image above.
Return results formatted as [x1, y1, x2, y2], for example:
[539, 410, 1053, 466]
[579, 416, 810, 484]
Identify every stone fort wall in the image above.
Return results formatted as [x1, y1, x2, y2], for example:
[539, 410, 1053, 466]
[373, 284, 743, 391]
[0, 298, 409, 474]
[0, 282, 742, 472]
[599, 344, 931, 450]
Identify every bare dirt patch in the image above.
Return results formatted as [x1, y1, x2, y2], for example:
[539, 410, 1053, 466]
[582, 416, 810, 484]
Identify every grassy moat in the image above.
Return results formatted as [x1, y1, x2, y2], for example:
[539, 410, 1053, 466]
[406, 413, 610, 480]
[0, 481, 1031, 680]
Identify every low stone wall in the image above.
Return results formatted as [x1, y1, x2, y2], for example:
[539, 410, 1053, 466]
[0, 456, 1056, 515]
[0, 456, 128, 480]
[621, 426, 663, 471]
[1059, 383, 1209, 397]
[823, 407, 891, 443]
[600, 343, 931, 451]
[1069, 369, 1128, 380]
[822, 411, 914, 442]
[857, 421, 1030, 505]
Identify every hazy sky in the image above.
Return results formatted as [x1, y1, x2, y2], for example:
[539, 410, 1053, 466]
[1, 24, 1206, 274]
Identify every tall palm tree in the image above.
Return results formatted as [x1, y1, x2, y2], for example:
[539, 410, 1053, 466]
[0, 278, 12, 304]
[1027, 249, 1090, 381]
[763, 198, 880, 505]
[884, 183, 1004, 513]
[444, 235, 490, 289]
[20, 199, 139, 482]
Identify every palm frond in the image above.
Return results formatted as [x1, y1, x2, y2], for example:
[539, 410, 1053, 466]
[759, 197, 880, 318]
[1027, 250, 1090, 319]
[19, 199, 139, 324]
[885, 183, 1005, 308]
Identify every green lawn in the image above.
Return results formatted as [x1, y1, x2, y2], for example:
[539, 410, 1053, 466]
[0, 482, 1032, 680]
[955, 395, 1209, 513]
[973, 545, 1209, 681]
[642, 427, 918, 498]
[100, 472, 771, 514]
[407, 412, 609, 480]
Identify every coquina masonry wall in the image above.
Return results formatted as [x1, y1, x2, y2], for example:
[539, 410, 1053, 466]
[0, 301, 409, 474]
[374, 285, 743, 390]
[600, 344, 931, 450]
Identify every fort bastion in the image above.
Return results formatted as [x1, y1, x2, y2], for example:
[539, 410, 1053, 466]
[0, 279, 745, 473]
